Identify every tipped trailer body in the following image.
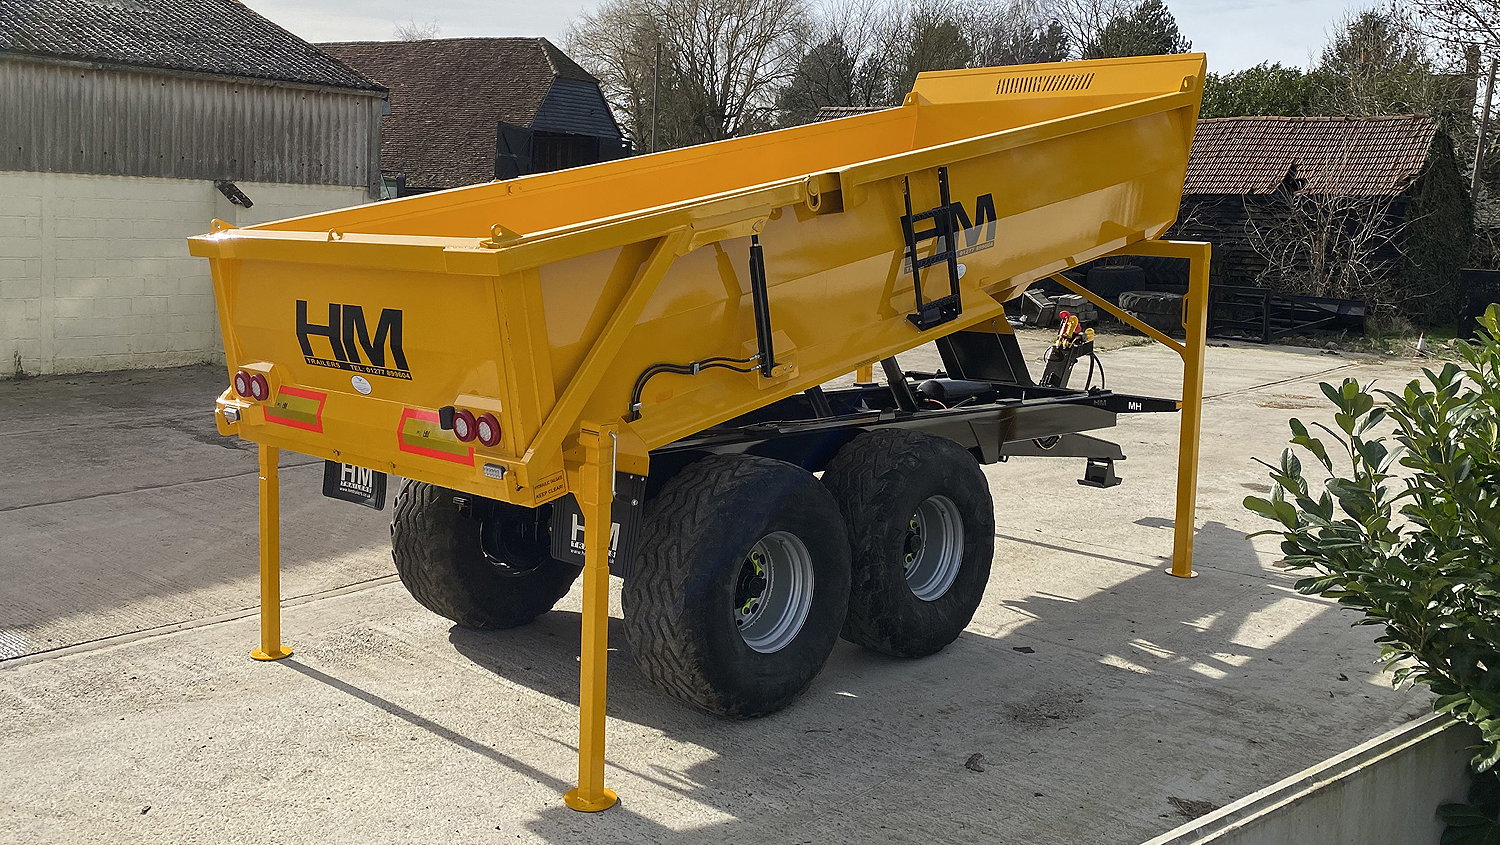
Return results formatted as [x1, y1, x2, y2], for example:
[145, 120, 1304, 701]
[189, 53, 1211, 811]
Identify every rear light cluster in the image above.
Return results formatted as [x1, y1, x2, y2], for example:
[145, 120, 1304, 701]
[233, 369, 269, 401]
[450, 407, 501, 447]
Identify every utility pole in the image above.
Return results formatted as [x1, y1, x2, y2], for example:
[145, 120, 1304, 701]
[1473, 53, 1497, 203]
[651, 41, 662, 154]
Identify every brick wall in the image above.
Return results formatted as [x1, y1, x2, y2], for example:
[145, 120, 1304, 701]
[0, 172, 368, 377]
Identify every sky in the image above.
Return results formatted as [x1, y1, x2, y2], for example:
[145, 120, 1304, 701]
[242, 0, 1366, 74]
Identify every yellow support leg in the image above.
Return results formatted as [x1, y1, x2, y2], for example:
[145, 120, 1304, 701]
[564, 424, 620, 813]
[250, 444, 293, 661]
[1051, 239, 1211, 577]
[1168, 243, 1210, 578]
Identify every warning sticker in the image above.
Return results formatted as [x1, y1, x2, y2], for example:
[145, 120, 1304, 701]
[264, 386, 326, 433]
[396, 408, 474, 466]
[533, 471, 567, 504]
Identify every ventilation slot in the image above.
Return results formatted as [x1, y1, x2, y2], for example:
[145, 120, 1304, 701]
[994, 72, 1095, 95]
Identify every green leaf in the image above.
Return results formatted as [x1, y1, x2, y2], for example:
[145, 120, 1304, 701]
[1244, 496, 1278, 521]
[1437, 694, 1470, 714]
[1320, 380, 1343, 407]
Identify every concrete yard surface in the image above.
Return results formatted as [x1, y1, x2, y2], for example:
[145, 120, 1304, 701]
[0, 336, 1439, 843]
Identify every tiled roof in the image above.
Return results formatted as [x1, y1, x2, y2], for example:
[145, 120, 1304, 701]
[1186, 115, 1440, 197]
[813, 105, 893, 122]
[0, 0, 382, 91]
[319, 38, 601, 189]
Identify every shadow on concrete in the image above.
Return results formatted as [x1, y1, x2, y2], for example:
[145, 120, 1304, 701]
[0, 364, 395, 655]
[279, 658, 576, 793]
[371, 517, 1400, 844]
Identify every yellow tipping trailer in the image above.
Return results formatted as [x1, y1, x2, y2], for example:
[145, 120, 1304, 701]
[190, 53, 1211, 812]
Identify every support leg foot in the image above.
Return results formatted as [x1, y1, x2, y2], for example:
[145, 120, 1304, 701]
[564, 787, 619, 813]
[250, 646, 294, 661]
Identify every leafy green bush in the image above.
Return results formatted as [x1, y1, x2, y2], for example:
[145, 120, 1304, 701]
[1244, 305, 1500, 774]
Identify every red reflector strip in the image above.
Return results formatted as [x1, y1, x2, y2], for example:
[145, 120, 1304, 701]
[397, 408, 475, 465]
[264, 386, 326, 433]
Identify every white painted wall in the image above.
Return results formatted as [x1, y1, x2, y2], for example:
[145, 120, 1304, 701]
[0, 171, 368, 377]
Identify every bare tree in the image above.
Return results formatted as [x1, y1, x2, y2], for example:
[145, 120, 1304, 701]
[393, 18, 442, 40]
[1045, 0, 1132, 58]
[1315, 9, 1453, 117]
[569, 0, 809, 148]
[891, 0, 973, 93]
[1395, 0, 1500, 269]
[1398, 0, 1500, 51]
[970, 0, 1070, 66]
[1244, 166, 1420, 325]
[567, 0, 666, 147]
[773, 0, 900, 124]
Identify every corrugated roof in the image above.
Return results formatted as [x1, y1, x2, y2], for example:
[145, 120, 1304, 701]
[0, 0, 382, 91]
[1186, 115, 1440, 197]
[318, 38, 606, 190]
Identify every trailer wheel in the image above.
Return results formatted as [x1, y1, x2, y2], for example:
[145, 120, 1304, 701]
[822, 430, 995, 657]
[623, 455, 851, 718]
[391, 480, 579, 630]
[1118, 290, 1184, 336]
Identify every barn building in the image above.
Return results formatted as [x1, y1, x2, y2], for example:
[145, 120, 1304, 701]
[319, 38, 628, 196]
[1167, 115, 1471, 324]
[0, 0, 386, 377]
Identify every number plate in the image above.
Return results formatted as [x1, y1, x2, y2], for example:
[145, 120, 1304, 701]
[322, 461, 387, 510]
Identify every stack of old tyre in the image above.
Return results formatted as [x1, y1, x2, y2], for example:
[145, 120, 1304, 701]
[391, 430, 994, 718]
[1085, 262, 1185, 336]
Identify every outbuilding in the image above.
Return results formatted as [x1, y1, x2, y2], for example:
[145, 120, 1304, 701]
[0, 0, 387, 376]
[1168, 115, 1471, 324]
[318, 38, 629, 196]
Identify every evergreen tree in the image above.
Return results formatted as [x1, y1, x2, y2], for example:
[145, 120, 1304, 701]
[894, 0, 972, 93]
[1082, 0, 1191, 59]
[777, 36, 871, 125]
[1201, 62, 1316, 118]
[977, 20, 1070, 66]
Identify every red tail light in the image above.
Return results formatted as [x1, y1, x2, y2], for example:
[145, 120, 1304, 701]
[452, 409, 477, 442]
[248, 373, 270, 401]
[476, 413, 501, 447]
[233, 370, 251, 397]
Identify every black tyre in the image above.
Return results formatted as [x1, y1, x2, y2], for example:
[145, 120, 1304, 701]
[391, 480, 579, 630]
[1118, 290, 1184, 336]
[1084, 263, 1145, 301]
[623, 455, 851, 718]
[822, 430, 995, 658]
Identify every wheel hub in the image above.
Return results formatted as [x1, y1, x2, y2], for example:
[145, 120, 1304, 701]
[733, 532, 815, 654]
[735, 552, 770, 624]
[903, 495, 965, 602]
[903, 517, 924, 570]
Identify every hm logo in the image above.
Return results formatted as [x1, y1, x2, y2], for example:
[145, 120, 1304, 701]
[340, 463, 376, 494]
[901, 192, 998, 271]
[569, 511, 622, 562]
[296, 301, 412, 380]
[950, 193, 998, 253]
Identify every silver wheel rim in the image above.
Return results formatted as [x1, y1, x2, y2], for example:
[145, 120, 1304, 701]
[733, 531, 815, 654]
[903, 494, 964, 601]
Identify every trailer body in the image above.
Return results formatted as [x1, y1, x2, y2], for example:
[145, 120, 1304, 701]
[191, 54, 1204, 505]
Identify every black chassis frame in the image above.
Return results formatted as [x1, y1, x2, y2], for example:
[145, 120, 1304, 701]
[547, 328, 1178, 576]
[644, 328, 1177, 492]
